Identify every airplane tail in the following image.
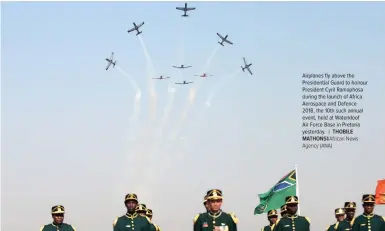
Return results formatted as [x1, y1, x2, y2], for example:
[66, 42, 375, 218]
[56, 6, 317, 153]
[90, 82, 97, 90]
[137, 31, 142, 36]
[182, 14, 188, 17]
[241, 66, 245, 72]
[113, 62, 116, 67]
[218, 42, 224, 46]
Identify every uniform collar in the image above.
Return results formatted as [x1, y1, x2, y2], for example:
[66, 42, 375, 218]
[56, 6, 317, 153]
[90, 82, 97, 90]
[363, 213, 374, 218]
[52, 222, 63, 228]
[126, 212, 138, 218]
[208, 210, 222, 218]
[287, 214, 298, 219]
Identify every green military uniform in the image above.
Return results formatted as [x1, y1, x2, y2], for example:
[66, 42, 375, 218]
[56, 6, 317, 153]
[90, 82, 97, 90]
[329, 208, 350, 231]
[274, 196, 310, 231]
[262, 210, 278, 231]
[146, 209, 161, 231]
[344, 202, 357, 228]
[352, 195, 385, 231]
[193, 189, 238, 231]
[40, 205, 76, 231]
[113, 193, 152, 231]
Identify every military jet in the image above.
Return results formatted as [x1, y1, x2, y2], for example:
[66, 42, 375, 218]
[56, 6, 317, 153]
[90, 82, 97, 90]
[153, 76, 170, 80]
[172, 64, 192, 69]
[194, 73, 213, 78]
[176, 3, 196, 17]
[217, 33, 233, 46]
[127, 22, 145, 36]
[241, 57, 252, 75]
[105, 52, 116, 70]
[175, 80, 193, 85]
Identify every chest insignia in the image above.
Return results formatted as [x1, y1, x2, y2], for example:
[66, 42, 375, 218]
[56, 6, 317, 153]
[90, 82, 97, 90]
[126, 225, 131, 227]
[203, 222, 208, 227]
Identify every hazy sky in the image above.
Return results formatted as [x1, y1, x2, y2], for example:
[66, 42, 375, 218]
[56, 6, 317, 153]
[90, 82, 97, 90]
[1, 2, 385, 231]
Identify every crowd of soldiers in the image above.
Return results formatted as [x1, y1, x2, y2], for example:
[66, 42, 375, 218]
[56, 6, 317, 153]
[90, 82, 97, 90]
[39, 190, 385, 231]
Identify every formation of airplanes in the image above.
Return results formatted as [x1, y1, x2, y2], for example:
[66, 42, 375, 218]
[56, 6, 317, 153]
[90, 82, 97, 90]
[104, 3, 254, 82]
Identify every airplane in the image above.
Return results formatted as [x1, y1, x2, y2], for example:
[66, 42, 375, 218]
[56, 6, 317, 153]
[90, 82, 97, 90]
[152, 76, 170, 80]
[176, 3, 196, 17]
[127, 22, 145, 36]
[175, 80, 193, 85]
[172, 64, 192, 69]
[105, 52, 116, 70]
[217, 33, 233, 46]
[194, 73, 213, 78]
[241, 57, 253, 75]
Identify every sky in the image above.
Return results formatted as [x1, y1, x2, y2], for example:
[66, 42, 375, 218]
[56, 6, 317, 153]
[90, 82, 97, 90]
[1, 1, 385, 231]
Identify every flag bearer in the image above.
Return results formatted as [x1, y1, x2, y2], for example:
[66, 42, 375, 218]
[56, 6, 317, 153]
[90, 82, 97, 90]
[113, 193, 152, 231]
[193, 189, 238, 231]
[328, 208, 350, 231]
[344, 202, 357, 227]
[262, 210, 279, 231]
[274, 196, 310, 231]
[40, 205, 76, 231]
[352, 194, 385, 231]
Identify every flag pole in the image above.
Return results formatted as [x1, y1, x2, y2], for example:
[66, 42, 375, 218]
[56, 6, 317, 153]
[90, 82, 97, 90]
[295, 164, 300, 215]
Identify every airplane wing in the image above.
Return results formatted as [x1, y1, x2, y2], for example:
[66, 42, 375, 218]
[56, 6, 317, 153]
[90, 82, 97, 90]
[247, 67, 253, 75]
[176, 7, 185, 10]
[127, 28, 136, 33]
[243, 58, 247, 65]
[106, 62, 111, 70]
[152, 78, 161, 79]
[172, 66, 181, 68]
[185, 66, 192, 68]
[216, 33, 224, 40]
[186, 7, 195, 10]
[137, 22, 144, 28]
[224, 39, 233, 45]
[175, 83, 182, 84]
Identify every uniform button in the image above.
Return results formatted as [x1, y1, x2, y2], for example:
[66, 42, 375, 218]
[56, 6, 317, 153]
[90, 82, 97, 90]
[213, 221, 216, 224]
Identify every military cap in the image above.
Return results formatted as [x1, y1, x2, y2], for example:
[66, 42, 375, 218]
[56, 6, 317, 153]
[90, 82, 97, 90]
[267, 209, 278, 217]
[362, 194, 375, 203]
[285, 196, 298, 204]
[344, 202, 356, 209]
[51, 205, 65, 214]
[280, 205, 287, 213]
[206, 189, 223, 200]
[136, 204, 147, 212]
[124, 193, 138, 202]
[335, 208, 345, 215]
[146, 209, 153, 217]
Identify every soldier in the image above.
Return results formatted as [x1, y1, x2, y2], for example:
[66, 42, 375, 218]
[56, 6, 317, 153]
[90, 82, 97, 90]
[280, 205, 288, 218]
[344, 202, 357, 227]
[204, 195, 210, 212]
[352, 194, 385, 231]
[193, 189, 238, 231]
[145, 208, 161, 231]
[327, 208, 349, 231]
[113, 193, 152, 231]
[274, 196, 310, 231]
[40, 205, 76, 231]
[262, 210, 279, 231]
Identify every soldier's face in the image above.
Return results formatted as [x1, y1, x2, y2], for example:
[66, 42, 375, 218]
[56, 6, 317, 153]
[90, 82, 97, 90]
[268, 216, 278, 224]
[126, 200, 138, 211]
[336, 214, 345, 222]
[363, 203, 374, 214]
[209, 199, 222, 212]
[281, 213, 287, 218]
[286, 204, 298, 214]
[52, 214, 64, 224]
[345, 209, 355, 219]
[204, 203, 210, 211]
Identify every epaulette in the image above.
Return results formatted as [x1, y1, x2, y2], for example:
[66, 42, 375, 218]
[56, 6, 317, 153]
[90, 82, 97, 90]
[305, 217, 310, 223]
[113, 217, 119, 227]
[325, 225, 330, 231]
[350, 218, 355, 226]
[275, 218, 281, 225]
[144, 215, 152, 224]
[40, 226, 45, 231]
[154, 224, 161, 231]
[229, 212, 238, 224]
[193, 213, 201, 224]
[334, 222, 340, 230]
[382, 216, 385, 221]
[70, 225, 76, 231]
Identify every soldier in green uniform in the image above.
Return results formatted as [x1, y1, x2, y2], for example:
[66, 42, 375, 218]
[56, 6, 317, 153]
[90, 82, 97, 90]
[113, 193, 152, 231]
[274, 196, 310, 231]
[193, 189, 238, 231]
[40, 205, 76, 231]
[145, 208, 161, 231]
[327, 208, 349, 231]
[262, 210, 279, 231]
[344, 202, 357, 227]
[352, 194, 385, 231]
[280, 205, 287, 218]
